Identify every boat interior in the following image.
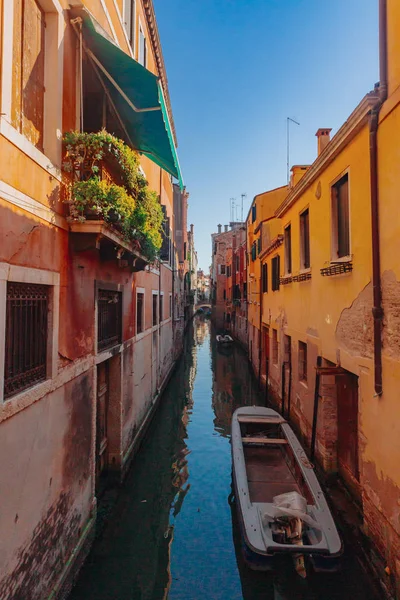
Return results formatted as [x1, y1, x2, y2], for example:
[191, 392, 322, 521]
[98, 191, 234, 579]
[239, 417, 314, 506]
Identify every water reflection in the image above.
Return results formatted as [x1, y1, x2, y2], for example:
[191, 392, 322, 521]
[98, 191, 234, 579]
[211, 326, 264, 437]
[70, 318, 378, 600]
[70, 325, 197, 600]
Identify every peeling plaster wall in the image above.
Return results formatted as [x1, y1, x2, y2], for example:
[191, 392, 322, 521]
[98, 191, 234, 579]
[0, 374, 94, 600]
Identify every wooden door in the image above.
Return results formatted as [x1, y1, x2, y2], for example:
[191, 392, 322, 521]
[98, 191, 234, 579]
[337, 373, 360, 497]
[96, 361, 109, 484]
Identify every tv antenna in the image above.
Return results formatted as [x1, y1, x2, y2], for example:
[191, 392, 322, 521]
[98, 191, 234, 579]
[240, 193, 247, 222]
[287, 117, 300, 184]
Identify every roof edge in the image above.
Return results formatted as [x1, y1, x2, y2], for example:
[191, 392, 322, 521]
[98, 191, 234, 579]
[275, 91, 379, 217]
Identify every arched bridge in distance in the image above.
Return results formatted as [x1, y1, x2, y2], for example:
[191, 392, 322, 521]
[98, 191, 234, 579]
[195, 303, 211, 311]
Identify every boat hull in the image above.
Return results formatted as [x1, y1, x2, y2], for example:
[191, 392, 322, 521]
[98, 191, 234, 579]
[231, 406, 342, 573]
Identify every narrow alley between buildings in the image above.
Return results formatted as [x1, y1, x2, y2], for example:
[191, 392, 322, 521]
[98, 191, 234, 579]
[70, 317, 379, 600]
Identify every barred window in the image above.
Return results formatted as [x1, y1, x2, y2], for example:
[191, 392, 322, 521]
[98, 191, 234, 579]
[298, 341, 307, 382]
[5, 282, 48, 399]
[98, 289, 122, 352]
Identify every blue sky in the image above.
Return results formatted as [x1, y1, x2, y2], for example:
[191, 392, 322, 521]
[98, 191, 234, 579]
[153, 0, 379, 271]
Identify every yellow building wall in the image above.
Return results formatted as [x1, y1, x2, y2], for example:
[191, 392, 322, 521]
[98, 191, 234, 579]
[387, 0, 400, 96]
[262, 118, 400, 580]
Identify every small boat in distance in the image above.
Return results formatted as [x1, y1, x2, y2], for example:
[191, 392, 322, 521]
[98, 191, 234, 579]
[231, 406, 342, 576]
[216, 334, 234, 344]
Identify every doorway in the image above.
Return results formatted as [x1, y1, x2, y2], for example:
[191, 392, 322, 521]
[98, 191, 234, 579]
[96, 361, 109, 489]
[337, 372, 360, 499]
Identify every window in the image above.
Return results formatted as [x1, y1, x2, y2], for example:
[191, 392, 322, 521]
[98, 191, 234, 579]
[284, 224, 292, 274]
[137, 292, 144, 334]
[152, 294, 158, 326]
[169, 294, 172, 318]
[220, 265, 226, 275]
[235, 255, 240, 272]
[272, 256, 280, 291]
[5, 282, 48, 398]
[159, 294, 164, 322]
[331, 174, 350, 259]
[123, 0, 136, 48]
[251, 204, 257, 223]
[298, 341, 307, 382]
[262, 263, 268, 293]
[223, 289, 226, 300]
[251, 242, 257, 261]
[300, 209, 310, 269]
[257, 237, 262, 255]
[139, 26, 147, 67]
[284, 335, 291, 366]
[272, 329, 278, 365]
[98, 289, 122, 352]
[214, 243, 217, 255]
[243, 283, 247, 299]
[12, 0, 46, 151]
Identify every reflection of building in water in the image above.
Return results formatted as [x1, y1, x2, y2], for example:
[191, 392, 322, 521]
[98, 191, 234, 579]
[195, 316, 209, 346]
[211, 336, 264, 437]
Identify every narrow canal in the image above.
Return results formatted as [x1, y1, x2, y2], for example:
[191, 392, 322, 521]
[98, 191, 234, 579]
[71, 317, 379, 600]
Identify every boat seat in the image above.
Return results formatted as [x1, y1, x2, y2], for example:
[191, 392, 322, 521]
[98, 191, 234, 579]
[238, 416, 286, 424]
[242, 437, 288, 445]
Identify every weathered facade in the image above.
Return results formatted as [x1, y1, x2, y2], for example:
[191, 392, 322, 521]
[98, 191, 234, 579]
[0, 1, 187, 598]
[246, 186, 288, 383]
[251, 2, 400, 594]
[210, 223, 244, 331]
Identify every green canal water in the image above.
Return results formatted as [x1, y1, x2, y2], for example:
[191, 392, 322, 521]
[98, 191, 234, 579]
[70, 317, 378, 600]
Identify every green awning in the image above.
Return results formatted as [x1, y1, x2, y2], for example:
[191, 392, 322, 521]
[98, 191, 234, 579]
[73, 10, 183, 188]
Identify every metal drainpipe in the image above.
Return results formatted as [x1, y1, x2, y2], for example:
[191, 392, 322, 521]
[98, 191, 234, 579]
[258, 263, 262, 387]
[369, 0, 387, 396]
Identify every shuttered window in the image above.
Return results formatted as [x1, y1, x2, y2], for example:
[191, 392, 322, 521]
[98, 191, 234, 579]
[300, 209, 310, 269]
[139, 26, 147, 67]
[272, 256, 280, 291]
[262, 263, 268, 293]
[137, 292, 144, 333]
[284, 224, 292, 274]
[332, 174, 350, 259]
[298, 341, 307, 382]
[12, 0, 45, 151]
[152, 294, 158, 326]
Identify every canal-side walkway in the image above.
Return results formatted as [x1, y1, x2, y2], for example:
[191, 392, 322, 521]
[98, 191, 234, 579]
[70, 318, 379, 600]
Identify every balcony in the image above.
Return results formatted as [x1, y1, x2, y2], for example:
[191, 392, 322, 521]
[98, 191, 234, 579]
[63, 131, 163, 270]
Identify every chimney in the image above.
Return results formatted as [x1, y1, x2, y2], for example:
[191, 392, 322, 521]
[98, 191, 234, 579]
[224, 225, 228, 232]
[316, 128, 332, 156]
[217, 224, 222, 234]
[190, 224, 194, 234]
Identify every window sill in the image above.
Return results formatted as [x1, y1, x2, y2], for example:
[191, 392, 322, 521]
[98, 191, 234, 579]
[330, 255, 352, 264]
[0, 118, 62, 181]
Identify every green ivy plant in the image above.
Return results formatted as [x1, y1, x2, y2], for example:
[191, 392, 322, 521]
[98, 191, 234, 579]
[63, 130, 164, 262]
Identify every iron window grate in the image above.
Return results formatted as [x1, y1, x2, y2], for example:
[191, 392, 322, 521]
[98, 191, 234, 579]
[98, 289, 122, 351]
[5, 282, 48, 399]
